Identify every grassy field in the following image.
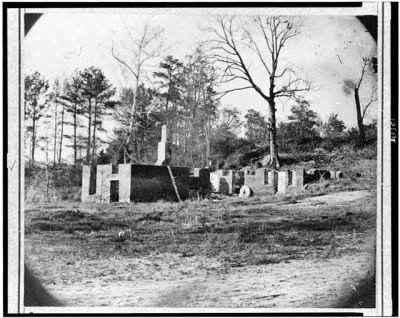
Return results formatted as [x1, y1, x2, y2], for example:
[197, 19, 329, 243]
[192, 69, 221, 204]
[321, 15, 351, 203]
[24, 145, 377, 308]
[24, 162, 377, 308]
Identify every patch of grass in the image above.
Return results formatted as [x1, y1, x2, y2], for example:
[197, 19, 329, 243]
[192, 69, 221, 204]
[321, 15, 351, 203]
[25, 185, 376, 267]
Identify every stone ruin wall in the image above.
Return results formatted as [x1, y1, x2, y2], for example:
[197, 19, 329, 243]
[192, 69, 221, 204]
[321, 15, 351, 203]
[81, 123, 344, 203]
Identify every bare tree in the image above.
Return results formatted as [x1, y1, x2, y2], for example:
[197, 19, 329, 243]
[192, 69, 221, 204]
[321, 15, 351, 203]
[343, 57, 377, 146]
[207, 16, 311, 168]
[58, 97, 66, 164]
[111, 23, 164, 163]
[49, 79, 61, 166]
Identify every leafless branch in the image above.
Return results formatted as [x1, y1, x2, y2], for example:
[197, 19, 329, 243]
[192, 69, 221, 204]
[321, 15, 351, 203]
[207, 15, 270, 103]
[207, 15, 308, 105]
[111, 42, 138, 80]
[244, 28, 271, 75]
[361, 89, 377, 120]
[275, 67, 294, 78]
[214, 86, 253, 99]
[274, 71, 311, 98]
[357, 57, 370, 89]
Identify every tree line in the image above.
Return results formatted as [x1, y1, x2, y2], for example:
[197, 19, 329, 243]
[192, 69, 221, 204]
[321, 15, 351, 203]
[24, 16, 377, 170]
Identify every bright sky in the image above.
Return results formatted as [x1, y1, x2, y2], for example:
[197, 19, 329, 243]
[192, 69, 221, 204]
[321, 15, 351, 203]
[24, 10, 377, 161]
[25, 11, 377, 121]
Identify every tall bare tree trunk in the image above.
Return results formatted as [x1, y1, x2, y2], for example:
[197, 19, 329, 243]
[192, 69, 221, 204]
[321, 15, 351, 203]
[58, 105, 65, 164]
[209, 16, 310, 170]
[165, 95, 170, 137]
[205, 126, 210, 168]
[91, 101, 98, 162]
[45, 138, 50, 202]
[73, 103, 77, 164]
[86, 100, 92, 164]
[268, 102, 280, 168]
[53, 101, 58, 166]
[132, 80, 140, 161]
[354, 87, 366, 146]
[124, 79, 139, 164]
[31, 112, 36, 166]
[268, 78, 280, 168]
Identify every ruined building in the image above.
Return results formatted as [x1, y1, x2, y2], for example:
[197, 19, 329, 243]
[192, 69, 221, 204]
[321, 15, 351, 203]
[81, 125, 343, 203]
[81, 125, 209, 203]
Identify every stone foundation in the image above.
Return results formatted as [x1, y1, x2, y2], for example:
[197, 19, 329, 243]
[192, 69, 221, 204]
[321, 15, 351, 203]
[82, 162, 344, 203]
[244, 168, 276, 195]
[82, 163, 189, 203]
[189, 168, 211, 195]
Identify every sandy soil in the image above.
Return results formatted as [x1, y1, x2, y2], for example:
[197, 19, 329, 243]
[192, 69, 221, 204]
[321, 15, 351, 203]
[25, 190, 376, 308]
[35, 250, 374, 308]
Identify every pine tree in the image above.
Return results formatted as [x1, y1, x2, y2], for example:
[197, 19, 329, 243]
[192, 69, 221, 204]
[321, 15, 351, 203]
[78, 67, 115, 164]
[25, 72, 50, 166]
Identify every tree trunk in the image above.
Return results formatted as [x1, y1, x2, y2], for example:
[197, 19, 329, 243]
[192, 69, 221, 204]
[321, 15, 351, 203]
[140, 129, 145, 161]
[58, 105, 64, 164]
[31, 113, 36, 166]
[184, 112, 188, 163]
[205, 125, 210, 168]
[190, 119, 196, 167]
[86, 99, 92, 164]
[268, 102, 280, 168]
[125, 78, 139, 163]
[73, 103, 77, 164]
[45, 138, 50, 202]
[165, 95, 170, 138]
[91, 101, 98, 162]
[53, 101, 58, 166]
[268, 78, 280, 169]
[354, 87, 366, 146]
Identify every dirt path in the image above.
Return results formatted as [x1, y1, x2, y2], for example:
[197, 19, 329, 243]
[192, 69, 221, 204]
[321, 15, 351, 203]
[41, 247, 374, 308]
[293, 190, 372, 207]
[153, 251, 375, 308]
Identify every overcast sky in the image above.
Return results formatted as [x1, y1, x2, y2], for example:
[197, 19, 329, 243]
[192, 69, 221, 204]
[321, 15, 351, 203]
[24, 10, 377, 161]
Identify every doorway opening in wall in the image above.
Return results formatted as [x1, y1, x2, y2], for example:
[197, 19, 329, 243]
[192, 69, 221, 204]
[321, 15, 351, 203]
[264, 169, 269, 185]
[89, 165, 97, 195]
[273, 171, 278, 193]
[110, 180, 119, 202]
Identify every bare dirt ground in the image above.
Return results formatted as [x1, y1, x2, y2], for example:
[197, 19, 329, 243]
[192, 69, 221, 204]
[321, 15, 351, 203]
[25, 189, 376, 308]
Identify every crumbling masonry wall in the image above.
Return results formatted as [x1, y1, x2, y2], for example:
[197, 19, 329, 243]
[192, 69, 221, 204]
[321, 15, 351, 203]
[209, 170, 238, 195]
[130, 165, 189, 202]
[82, 164, 132, 203]
[244, 168, 277, 195]
[82, 164, 190, 203]
[241, 168, 305, 195]
[82, 163, 344, 203]
[189, 168, 211, 195]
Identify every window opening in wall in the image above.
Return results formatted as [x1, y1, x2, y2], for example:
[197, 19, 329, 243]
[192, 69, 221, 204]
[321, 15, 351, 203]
[265, 170, 269, 184]
[222, 170, 230, 176]
[288, 170, 293, 185]
[112, 164, 119, 174]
